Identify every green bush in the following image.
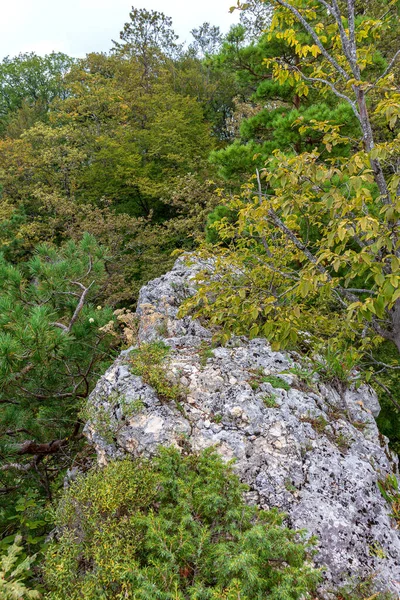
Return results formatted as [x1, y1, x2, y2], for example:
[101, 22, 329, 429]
[44, 448, 320, 600]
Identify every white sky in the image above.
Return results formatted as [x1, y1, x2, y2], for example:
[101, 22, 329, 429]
[0, 0, 239, 60]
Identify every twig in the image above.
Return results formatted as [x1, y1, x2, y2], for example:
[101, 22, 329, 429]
[368, 50, 400, 92]
[372, 378, 400, 412]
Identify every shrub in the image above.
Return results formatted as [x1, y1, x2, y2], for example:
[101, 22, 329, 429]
[205, 205, 237, 244]
[44, 448, 320, 600]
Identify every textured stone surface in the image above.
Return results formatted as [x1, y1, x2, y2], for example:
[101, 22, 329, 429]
[84, 257, 400, 596]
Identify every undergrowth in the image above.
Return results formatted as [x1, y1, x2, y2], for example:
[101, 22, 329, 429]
[43, 448, 321, 600]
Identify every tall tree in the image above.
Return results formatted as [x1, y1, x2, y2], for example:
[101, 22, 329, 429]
[0, 53, 74, 136]
[112, 6, 182, 78]
[0, 53, 214, 224]
[0, 236, 116, 514]
[208, 15, 369, 182]
[185, 0, 400, 358]
[189, 23, 223, 57]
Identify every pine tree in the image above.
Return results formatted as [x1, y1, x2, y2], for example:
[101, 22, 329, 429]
[208, 22, 361, 182]
[0, 235, 116, 522]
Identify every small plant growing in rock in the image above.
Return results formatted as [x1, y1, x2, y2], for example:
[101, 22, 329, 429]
[334, 573, 395, 599]
[198, 341, 215, 367]
[313, 346, 361, 389]
[263, 393, 278, 408]
[130, 341, 183, 403]
[99, 308, 139, 347]
[368, 542, 387, 560]
[335, 431, 352, 452]
[43, 448, 321, 600]
[326, 405, 347, 422]
[300, 414, 328, 435]
[378, 474, 400, 525]
[263, 375, 290, 391]
[155, 317, 169, 337]
[352, 420, 368, 432]
[287, 366, 316, 392]
[81, 394, 144, 444]
[249, 367, 266, 389]
[249, 370, 290, 391]
[284, 479, 297, 493]
[211, 413, 223, 423]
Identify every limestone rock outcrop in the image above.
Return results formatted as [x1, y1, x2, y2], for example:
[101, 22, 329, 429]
[84, 258, 400, 596]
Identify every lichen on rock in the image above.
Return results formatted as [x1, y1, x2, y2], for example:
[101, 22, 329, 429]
[84, 257, 400, 597]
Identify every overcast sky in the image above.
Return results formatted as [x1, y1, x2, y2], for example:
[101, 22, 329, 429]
[1, 0, 239, 60]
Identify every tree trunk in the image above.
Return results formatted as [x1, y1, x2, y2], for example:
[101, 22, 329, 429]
[355, 88, 390, 204]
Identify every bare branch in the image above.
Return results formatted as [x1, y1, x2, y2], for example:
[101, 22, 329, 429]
[365, 354, 400, 370]
[346, 288, 377, 295]
[0, 462, 35, 472]
[17, 430, 84, 457]
[372, 378, 400, 412]
[17, 386, 78, 400]
[13, 364, 34, 380]
[0, 399, 20, 406]
[52, 291, 80, 298]
[279, 61, 361, 120]
[368, 50, 400, 92]
[255, 169, 274, 258]
[314, 0, 333, 12]
[70, 281, 86, 292]
[51, 281, 95, 334]
[85, 255, 93, 278]
[5, 429, 33, 437]
[345, 0, 358, 71]
[68, 281, 94, 332]
[51, 321, 69, 332]
[316, 0, 357, 76]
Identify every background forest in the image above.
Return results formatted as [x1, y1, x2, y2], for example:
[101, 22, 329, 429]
[0, 0, 399, 597]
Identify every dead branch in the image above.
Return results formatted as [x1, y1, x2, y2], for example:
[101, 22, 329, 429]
[51, 280, 95, 334]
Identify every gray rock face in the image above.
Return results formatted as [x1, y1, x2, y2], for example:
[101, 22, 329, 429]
[84, 257, 400, 596]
